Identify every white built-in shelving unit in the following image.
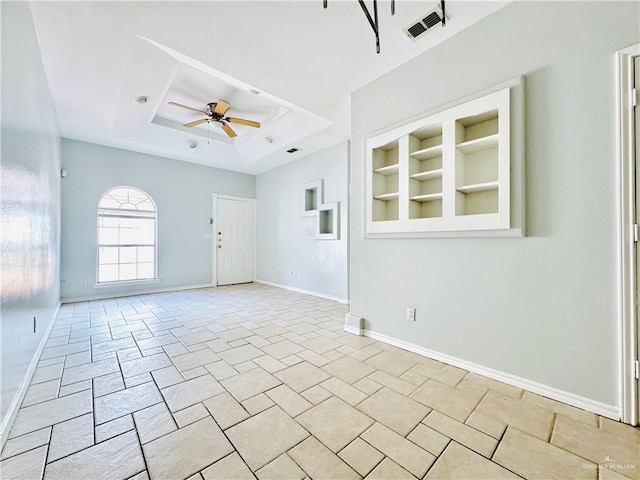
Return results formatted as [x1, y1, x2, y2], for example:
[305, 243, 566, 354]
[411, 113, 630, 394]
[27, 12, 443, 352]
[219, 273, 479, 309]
[303, 179, 339, 240]
[371, 140, 400, 222]
[366, 87, 513, 234]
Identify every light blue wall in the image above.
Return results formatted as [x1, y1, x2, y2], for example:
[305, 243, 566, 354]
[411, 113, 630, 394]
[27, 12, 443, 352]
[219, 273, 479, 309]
[350, 1, 639, 408]
[60, 139, 255, 300]
[1, 2, 62, 429]
[256, 142, 349, 301]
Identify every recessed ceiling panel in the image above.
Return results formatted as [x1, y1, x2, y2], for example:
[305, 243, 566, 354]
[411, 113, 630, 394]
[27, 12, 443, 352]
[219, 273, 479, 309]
[113, 34, 331, 167]
[155, 64, 285, 145]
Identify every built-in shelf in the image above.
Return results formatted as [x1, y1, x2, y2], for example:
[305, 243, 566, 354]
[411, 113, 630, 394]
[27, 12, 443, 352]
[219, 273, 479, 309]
[456, 133, 499, 154]
[410, 169, 443, 181]
[456, 181, 499, 194]
[405, 127, 444, 220]
[374, 164, 399, 176]
[366, 86, 511, 234]
[371, 139, 400, 221]
[303, 180, 340, 240]
[410, 193, 443, 202]
[303, 180, 323, 216]
[410, 144, 443, 160]
[317, 201, 339, 240]
[374, 192, 399, 201]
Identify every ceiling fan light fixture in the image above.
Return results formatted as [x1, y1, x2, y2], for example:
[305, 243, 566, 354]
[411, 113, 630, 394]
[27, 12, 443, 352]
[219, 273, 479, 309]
[185, 140, 199, 149]
[133, 96, 149, 105]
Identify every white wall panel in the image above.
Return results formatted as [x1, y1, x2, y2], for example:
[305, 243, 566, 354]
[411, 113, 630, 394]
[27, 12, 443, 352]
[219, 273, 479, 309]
[349, 1, 639, 407]
[256, 142, 349, 301]
[1, 2, 62, 427]
[60, 140, 255, 299]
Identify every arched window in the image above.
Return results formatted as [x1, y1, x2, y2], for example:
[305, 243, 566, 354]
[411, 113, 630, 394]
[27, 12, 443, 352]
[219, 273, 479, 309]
[97, 187, 157, 284]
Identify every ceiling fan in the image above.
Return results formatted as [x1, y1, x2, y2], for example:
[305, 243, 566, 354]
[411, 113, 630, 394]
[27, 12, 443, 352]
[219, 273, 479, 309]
[168, 99, 261, 138]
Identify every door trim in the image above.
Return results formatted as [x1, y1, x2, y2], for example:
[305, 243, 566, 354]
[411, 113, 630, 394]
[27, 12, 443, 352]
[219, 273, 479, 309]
[616, 43, 640, 426]
[212, 193, 256, 287]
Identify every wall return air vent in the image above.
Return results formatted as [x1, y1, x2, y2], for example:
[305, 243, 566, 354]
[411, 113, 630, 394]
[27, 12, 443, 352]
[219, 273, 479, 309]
[403, 4, 447, 41]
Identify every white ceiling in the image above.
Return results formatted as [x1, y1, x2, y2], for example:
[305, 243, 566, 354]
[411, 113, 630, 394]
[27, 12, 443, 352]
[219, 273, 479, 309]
[30, 1, 510, 175]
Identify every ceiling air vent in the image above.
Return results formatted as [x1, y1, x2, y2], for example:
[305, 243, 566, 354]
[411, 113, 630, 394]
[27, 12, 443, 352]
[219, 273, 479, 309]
[403, 5, 446, 41]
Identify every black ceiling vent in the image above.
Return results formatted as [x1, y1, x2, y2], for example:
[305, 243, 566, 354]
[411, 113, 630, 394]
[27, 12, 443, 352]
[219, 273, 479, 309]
[407, 22, 427, 39]
[403, 4, 446, 41]
[287, 148, 300, 154]
[422, 11, 441, 28]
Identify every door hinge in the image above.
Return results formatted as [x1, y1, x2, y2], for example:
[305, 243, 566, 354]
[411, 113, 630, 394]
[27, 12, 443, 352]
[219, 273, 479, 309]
[634, 224, 638, 242]
[633, 88, 639, 107]
[635, 360, 640, 380]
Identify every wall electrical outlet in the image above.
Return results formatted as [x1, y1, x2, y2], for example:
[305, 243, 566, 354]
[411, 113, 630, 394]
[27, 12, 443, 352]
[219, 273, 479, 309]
[406, 307, 416, 322]
[84, 278, 90, 284]
[61, 279, 68, 286]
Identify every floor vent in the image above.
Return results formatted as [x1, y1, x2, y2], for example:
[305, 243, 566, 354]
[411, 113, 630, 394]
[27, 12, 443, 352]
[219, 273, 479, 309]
[403, 5, 446, 41]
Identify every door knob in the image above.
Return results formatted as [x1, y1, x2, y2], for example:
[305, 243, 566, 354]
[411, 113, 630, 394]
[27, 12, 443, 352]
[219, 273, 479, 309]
[217, 245, 222, 249]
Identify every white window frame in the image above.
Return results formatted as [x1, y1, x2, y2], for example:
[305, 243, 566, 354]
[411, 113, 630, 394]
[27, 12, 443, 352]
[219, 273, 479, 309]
[96, 186, 159, 287]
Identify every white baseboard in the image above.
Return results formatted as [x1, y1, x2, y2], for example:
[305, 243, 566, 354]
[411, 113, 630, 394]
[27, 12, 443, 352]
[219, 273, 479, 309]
[61, 283, 216, 304]
[343, 325, 363, 336]
[357, 327, 620, 421]
[255, 279, 350, 304]
[1, 302, 61, 450]
[344, 313, 364, 335]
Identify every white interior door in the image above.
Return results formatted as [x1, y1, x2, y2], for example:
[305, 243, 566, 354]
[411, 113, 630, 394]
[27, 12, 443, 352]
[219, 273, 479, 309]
[216, 196, 255, 286]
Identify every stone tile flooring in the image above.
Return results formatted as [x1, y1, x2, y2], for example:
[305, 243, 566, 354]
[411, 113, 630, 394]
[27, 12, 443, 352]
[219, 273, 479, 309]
[1, 283, 639, 479]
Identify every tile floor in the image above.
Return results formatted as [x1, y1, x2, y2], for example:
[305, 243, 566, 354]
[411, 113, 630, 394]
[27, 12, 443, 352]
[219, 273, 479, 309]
[1, 283, 639, 480]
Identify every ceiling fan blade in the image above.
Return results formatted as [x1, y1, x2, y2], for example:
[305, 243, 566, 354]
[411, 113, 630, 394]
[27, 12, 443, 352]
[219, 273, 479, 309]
[168, 101, 208, 115]
[183, 118, 209, 128]
[226, 117, 261, 128]
[221, 121, 237, 138]
[213, 99, 230, 116]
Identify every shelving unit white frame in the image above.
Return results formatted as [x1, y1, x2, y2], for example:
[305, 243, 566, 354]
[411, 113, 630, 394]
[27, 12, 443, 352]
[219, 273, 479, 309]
[365, 83, 523, 237]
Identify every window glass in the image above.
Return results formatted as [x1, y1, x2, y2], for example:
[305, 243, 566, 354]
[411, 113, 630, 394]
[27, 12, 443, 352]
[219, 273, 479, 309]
[97, 187, 157, 283]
